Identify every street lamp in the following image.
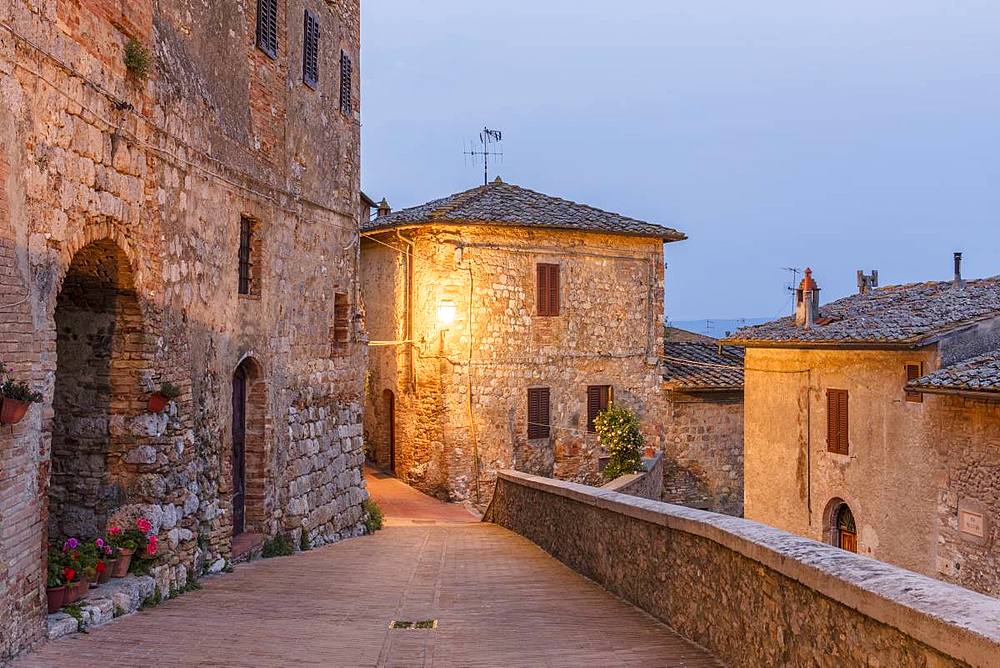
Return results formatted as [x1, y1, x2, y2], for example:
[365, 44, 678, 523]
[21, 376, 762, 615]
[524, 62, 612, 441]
[437, 299, 457, 327]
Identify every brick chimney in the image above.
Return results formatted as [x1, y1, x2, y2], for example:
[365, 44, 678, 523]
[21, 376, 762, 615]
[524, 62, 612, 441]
[377, 198, 391, 218]
[795, 268, 820, 329]
[953, 252, 964, 289]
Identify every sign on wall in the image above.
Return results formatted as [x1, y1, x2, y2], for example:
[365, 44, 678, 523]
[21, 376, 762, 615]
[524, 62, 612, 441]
[959, 509, 985, 538]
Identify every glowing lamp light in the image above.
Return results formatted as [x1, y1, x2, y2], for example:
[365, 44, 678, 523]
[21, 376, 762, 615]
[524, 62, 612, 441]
[437, 299, 457, 327]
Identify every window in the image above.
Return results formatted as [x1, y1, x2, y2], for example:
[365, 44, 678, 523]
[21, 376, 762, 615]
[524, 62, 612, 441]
[527, 388, 550, 439]
[536, 263, 560, 316]
[586, 385, 612, 433]
[238, 217, 255, 295]
[332, 292, 350, 351]
[256, 0, 278, 59]
[826, 389, 849, 455]
[905, 363, 923, 403]
[339, 51, 353, 115]
[302, 10, 320, 88]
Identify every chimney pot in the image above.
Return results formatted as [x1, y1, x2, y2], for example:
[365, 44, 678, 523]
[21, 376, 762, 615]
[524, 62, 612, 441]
[857, 269, 879, 294]
[377, 198, 391, 218]
[795, 268, 821, 329]
[953, 252, 964, 288]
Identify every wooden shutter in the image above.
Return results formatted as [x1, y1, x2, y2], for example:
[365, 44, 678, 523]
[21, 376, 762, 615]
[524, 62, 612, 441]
[340, 51, 353, 114]
[905, 363, 923, 403]
[827, 389, 849, 454]
[586, 385, 610, 433]
[256, 0, 278, 58]
[527, 387, 550, 439]
[332, 292, 349, 352]
[537, 263, 559, 316]
[238, 217, 253, 295]
[302, 10, 320, 88]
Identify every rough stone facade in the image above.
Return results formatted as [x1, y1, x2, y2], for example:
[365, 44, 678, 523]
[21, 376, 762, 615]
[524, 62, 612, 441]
[742, 346, 1000, 597]
[0, 0, 364, 660]
[361, 222, 669, 505]
[486, 470, 1000, 668]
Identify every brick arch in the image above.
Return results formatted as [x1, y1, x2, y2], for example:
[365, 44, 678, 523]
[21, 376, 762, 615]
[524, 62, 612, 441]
[230, 355, 269, 538]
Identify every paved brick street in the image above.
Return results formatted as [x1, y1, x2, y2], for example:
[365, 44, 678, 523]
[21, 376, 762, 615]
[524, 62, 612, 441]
[16, 473, 717, 667]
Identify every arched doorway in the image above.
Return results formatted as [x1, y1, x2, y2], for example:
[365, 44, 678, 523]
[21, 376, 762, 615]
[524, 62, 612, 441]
[825, 498, 858, 553]
[383, 389, 396, 472]
[231, 357, 266, 540]
[49, 238, 145, 542]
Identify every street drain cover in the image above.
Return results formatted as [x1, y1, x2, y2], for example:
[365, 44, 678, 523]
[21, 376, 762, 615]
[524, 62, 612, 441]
[389, 620, 438, 629]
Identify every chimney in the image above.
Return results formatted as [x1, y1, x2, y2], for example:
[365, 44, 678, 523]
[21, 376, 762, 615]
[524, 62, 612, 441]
[377, 198, 391, 218]
[856, 269, 879, 295]
[953, 252, 964, 289]
[795, 268, 820, 329]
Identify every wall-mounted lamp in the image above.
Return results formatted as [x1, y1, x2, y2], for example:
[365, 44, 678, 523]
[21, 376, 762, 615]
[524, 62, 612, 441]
[437, 299, 457, 327]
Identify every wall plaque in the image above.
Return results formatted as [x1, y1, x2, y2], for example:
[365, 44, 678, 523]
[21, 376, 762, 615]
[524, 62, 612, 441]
[959, 509, 985, 538]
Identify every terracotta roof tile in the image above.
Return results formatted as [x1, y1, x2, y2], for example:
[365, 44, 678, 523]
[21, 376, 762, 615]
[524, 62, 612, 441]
[909, 349, 1000, 394]
[662, 342, 744, 390]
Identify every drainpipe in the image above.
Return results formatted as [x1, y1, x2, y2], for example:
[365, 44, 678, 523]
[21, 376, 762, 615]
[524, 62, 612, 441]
[395, 230, 416, 392]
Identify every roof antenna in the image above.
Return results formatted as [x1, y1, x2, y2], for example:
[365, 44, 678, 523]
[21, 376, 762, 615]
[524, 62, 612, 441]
[783, 267, 801, 311]
[464, 126, 503, 185]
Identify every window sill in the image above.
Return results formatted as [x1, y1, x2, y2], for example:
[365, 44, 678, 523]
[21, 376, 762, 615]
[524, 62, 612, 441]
[239, 293, 262, 301]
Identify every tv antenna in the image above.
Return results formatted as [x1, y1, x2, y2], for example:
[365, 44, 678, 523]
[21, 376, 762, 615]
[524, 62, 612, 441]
[783, 267, 801, 309]
[464, 126, 503, 185]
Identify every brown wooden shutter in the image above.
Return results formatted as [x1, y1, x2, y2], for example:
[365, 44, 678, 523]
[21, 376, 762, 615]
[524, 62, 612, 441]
[905, 363, 923, 403]
[587, 385, 610, 432]
[537, 264, 559, 316]
[340, 51, 353, 114]
[549, 264, 559, 315]
[827, 389, 849, 454]
[527, 388, 550, 439]
[238, 217, 253, 295]
[837, 390, 849, 454]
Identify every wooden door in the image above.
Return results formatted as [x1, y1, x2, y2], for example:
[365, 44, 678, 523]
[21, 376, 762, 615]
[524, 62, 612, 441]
[232, 366, 247, 536]
[839, 529, 857, 553]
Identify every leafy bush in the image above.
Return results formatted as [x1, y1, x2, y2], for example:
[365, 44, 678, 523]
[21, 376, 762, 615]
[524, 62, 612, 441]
[363, 498, 383, 534]
[124, 39, 150, 79]
[157, 381, 181, 399]
[595, 403, 646, 480]
[262, 534, 294, 558]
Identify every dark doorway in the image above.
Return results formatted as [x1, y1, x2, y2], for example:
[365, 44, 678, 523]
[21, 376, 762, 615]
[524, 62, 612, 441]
[836, 504, 857, 553]
[232, 364, 247, 536]
[384, 389, 396, 472]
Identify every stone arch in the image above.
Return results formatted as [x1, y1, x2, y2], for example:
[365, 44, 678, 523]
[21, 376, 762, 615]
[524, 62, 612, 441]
[230, 355, 268, 538]
[48, 236, 151, 542]
[823, 497, 858, 553]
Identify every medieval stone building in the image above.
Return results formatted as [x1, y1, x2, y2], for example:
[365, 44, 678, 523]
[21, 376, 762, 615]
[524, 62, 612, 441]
[360, 178, 684, 504]
[729, 264, 1000, 596]
[0, 0, 364, 659]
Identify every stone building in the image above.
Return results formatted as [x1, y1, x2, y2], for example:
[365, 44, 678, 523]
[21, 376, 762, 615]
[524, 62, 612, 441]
[0, 0, 364, 659]
[661, 339, 744, 515]
[360, 178, 684, 504]
[727, 265, 1000, 596]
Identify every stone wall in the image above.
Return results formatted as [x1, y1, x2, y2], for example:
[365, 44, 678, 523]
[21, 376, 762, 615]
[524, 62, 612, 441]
[0, 0, 364, 660]
[362, 224, 667, 505]
[660, 389, 743, 515]
[601, 452, 663, 501]
[485, 471, 1000, 668]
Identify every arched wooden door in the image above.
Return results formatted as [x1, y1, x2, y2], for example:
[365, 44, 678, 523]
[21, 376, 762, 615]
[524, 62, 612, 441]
[232, 365, 247, 536]
[836, 504, 857, 553]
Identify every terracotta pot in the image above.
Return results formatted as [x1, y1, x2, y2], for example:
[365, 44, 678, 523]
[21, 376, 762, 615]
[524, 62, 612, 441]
[77, 577, 91, 597]
[147, 392, 169, 412]
[0, 398, 31, 425]
[63, 580, 80, 604]
[46, 586, 66, 614]
[114, 549, 134, 576]
[97, 563, 111, 584]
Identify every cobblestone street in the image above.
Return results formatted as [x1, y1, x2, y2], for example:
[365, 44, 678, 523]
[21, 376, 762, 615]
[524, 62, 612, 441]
[16, 472, 717, 667]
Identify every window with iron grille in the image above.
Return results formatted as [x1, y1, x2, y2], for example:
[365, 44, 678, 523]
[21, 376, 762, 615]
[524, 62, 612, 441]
[905, 363, 923, 403]
[586, 385, 612, 433]
[527, 388, 550, 439]
[536, 263, 560, 316]
[256, 0, 278, 59]
[302, 10, 319, 88]
[238, 217, 255, 295]
[339, 51, 352, 115]
[826, 389, 849, 455]
[332, 292, 350, 352]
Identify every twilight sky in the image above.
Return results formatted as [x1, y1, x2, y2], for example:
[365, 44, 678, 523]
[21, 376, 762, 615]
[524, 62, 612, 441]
[360, 2, 1000, 321]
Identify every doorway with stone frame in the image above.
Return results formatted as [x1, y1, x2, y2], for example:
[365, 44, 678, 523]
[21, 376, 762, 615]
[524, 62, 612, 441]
[230, 357, 267, 558]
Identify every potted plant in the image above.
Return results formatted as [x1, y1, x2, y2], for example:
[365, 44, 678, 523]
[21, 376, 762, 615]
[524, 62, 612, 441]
[46, 551, 66, 614]
[61, 538, 85, 603]
[108, 525, 136, 576]
[147, 381, 181, 413]
[0, 367, 43, 426]
[94, 538, 113, 584]
[79, 541, 99, 589]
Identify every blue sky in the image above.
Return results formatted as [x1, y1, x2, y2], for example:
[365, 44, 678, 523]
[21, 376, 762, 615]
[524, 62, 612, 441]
[361, 2, 1000, 321]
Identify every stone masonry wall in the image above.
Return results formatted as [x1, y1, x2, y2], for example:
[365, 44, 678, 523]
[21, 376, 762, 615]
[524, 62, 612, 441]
[660, 390, 744, 516]
[0, 0, 364, 660]
[486, 471, 1000, 668]
[362, 224, 667, 505]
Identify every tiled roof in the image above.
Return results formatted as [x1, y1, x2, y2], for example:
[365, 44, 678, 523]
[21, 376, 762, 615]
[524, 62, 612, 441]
[727, 278, 1000, 346]
[664, 326, 717, 344]
[662, 342, 744, 391]
[909, 349, 1000, 395]
[361, 179, 685, 241]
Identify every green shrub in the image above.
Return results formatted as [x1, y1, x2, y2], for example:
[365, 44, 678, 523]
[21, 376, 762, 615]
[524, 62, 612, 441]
[262, 534, 294, 558]
[299, 529, 311, 552]
[595, 403, 646, 480]
[124, 39, 150, 79]
[363, 498, 383, 534]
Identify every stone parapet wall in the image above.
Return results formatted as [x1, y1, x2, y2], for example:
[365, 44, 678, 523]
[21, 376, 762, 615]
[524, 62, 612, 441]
[485, 471, 1000, 668]
[601, 452, 663, 501]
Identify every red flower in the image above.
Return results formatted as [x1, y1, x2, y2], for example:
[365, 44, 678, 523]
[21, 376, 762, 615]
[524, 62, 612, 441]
[109, 526, 122, 536]
[63, 567, 75, 582]
[136, 518, 152, 534]
[96, 561, 106, 574]
[146, 534, 158, 556]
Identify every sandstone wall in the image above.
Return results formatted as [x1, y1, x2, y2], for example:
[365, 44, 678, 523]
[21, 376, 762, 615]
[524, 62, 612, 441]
[486, 471, 1000, 668]
[0, 0, 364, 660]
[660, 390, 743, 515]
[601, 451, 663, 500]
[362, 224, 667, 504]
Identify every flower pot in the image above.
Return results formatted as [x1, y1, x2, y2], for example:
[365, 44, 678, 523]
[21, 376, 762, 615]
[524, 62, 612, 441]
[97, 564, 111, 584]
[147, 392, 169, 413]
[0, 398, 30, 425]
[46, 586, 66, 614]
[64, 580, 80, 604]
[114, 549, 134, 576]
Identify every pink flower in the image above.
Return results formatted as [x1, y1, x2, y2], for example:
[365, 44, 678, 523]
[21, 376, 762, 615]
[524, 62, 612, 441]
[63, 538, 78, 551]
[109, 526, 122, 536]
[104, 546, 113, 555]
[145, 536, 158, 556]
[136, 518, 152, 534]
[95, 538, 105, 548]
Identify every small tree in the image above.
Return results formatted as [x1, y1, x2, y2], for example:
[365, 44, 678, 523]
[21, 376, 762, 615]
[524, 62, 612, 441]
[595, 403, 645, 480]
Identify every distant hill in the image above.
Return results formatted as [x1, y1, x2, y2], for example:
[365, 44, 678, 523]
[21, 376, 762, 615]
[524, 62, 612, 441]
[669, 318, 769, 340]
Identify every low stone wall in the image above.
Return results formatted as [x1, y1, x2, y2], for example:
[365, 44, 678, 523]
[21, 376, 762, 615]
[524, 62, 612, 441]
[485, 471, 1000, 668]
[601, 452, 663, 501]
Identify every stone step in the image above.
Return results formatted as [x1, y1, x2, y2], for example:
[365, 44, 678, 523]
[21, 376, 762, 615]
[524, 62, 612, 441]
[46, 575, 156, 640]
